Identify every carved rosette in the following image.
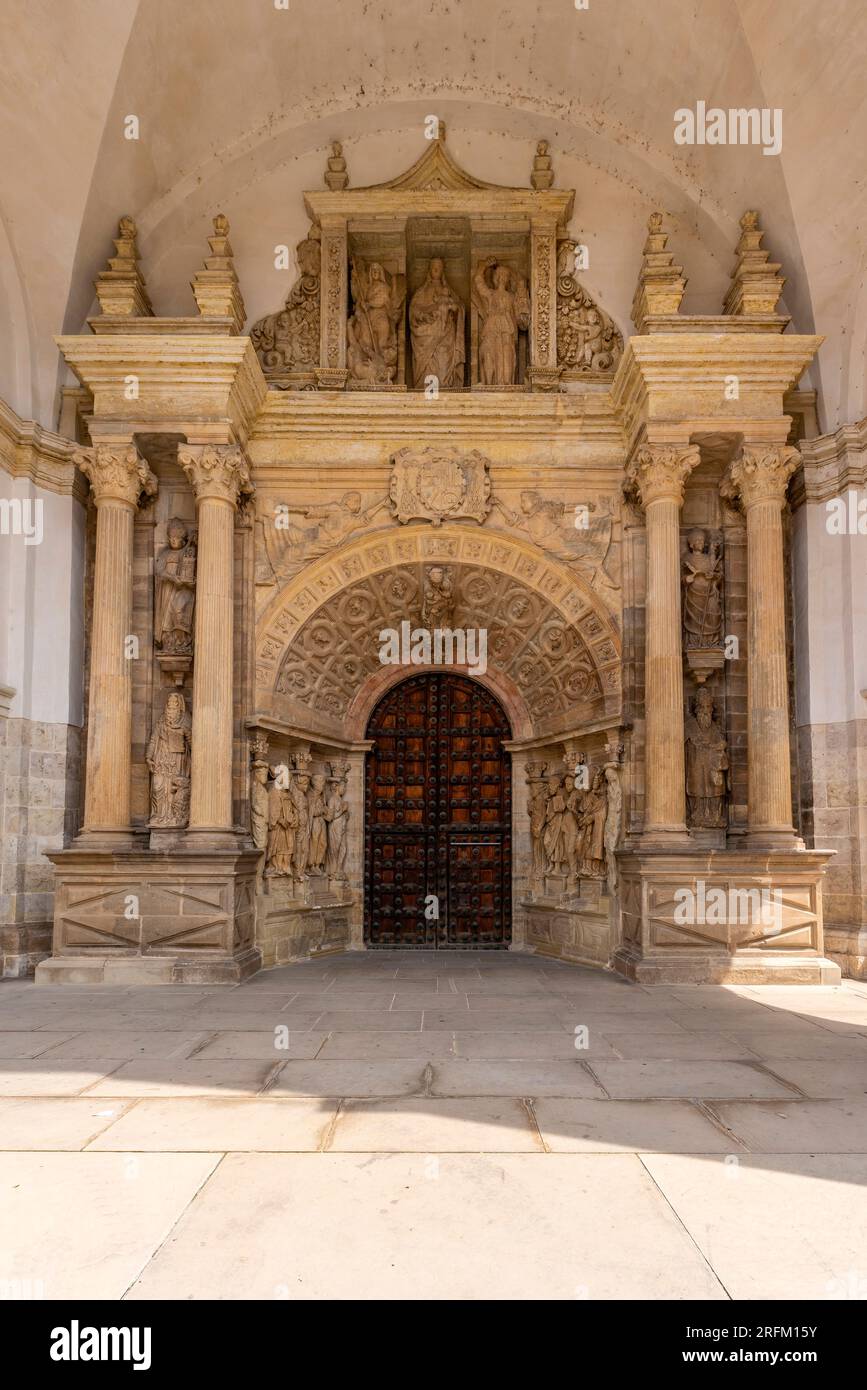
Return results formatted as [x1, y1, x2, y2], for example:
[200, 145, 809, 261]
[74, 444, 157, 508]
[625, 444, 701, 509]
[720, 445, 800, 510]
[178, 444, 253, 508]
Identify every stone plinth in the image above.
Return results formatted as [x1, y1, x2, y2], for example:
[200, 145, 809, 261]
[613, 847, 840, 984]
[37, 845, 261, 985]
[257, 880, 353, 967]
[523, 896, 612, 968]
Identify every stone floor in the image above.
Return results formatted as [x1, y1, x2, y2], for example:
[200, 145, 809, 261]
[1, 950, 866, 1300]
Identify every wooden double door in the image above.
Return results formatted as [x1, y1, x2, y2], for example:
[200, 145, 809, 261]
[364, 673, 512, 947]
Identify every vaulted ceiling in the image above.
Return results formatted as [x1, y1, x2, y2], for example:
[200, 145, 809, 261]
[2, 0, 865, 432]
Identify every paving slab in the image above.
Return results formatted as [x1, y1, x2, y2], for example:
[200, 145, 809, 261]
[429, 1060, 606, 1098]
[34, 1031, 210, 1060]
[124, 1152, 726, 1301]
[642, 1153, 867, 1300]
[192, 1031, 329, 1061]
[327, 1097, 543, 1151]
[534, 1098, 732, 1153]
[0, 1032, 75, 1058]
[267, 1060, 426, 1097]
[748, 1060, 867, 1100]
[711, 1100, 867, 1153]
[0, 1061, 123, 1096]
[317, 1031, 457, 1060]
[452, 1031, 612, 1060]
[588, 1060, 797, 1100]
[90, 1097, 339, 1152]
[603, 1032, 760, 1061]
[84, 1060, 277, 1097]
[0, 1098, 134, 1149]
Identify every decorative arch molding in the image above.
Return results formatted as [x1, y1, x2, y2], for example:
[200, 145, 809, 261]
[254, 523, 621, 741]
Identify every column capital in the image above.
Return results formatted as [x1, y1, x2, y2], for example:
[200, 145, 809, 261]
[624, 443, 700, 508]
[721, 443, 799, 510]
[179, 443, 253, 507]
[73, 443, 156, 508]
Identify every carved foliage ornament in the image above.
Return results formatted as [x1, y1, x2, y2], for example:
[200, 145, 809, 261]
[720, 445, 800, 510]
[179, 444, 253, 507]
[389, 446, 492, 526]
[624, 444, 700, 509]
[250, 232, 321, 382]
[74, 444, 157, 508]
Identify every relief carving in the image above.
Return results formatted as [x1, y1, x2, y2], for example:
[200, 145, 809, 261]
[250, 230, 321, 385]
[556, 241, 623, 376]
[347, 259, 405, 385]
[490, 489, 619, 596]
[685, 688, 730, 829]
[147, 692, 192, 828]
[473, 258, 530, 385]
[154, 518, 197, 655]
[421, 565, 455, 627]
[409, 258, 466, 389]
[325, 761, 350, 882]
[259, 490, 389, 582]
[389, 446, 492, 525]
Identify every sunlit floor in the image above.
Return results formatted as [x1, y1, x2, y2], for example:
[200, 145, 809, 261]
[1, 951, 866, 1300]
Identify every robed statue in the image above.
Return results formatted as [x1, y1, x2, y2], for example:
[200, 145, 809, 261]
[685, 688, 729, 828]
[154, 519, 196, 654]
[409, 257, 465, 389]
[147, 692, 192, 827]
[347, 259, 405, 384]
[472, 257, 530, 386]
[682, 529, 723, 648]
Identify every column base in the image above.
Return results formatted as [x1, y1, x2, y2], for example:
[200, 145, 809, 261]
[613, 844, 839, 985]
[42, 843, 261, 985]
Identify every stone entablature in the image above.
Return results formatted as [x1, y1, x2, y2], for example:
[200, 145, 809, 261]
[797, 414, 867, 503]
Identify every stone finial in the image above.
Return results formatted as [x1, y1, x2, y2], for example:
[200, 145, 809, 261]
[531, 139, 554, 190]
[325, 140, 349, 190]
[723, 210, 786, 317]
[631, 212, 687, 333]
[190, 213, 246, 333]
[94, 216, 153, 317]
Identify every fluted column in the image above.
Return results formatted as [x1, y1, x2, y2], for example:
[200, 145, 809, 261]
[626, 443, 700, 840]
[76, 443, 157, 833]
[721, 444, 799, 842]
[179, 444, 253, 834]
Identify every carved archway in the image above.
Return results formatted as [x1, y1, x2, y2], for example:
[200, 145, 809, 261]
[254, 524, 621, 741]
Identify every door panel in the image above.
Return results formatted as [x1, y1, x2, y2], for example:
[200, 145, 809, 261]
[364, 673, 512, 948]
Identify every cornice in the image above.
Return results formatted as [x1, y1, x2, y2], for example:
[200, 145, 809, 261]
[0, 397, 85, 502]
[795, 415, 867, 504]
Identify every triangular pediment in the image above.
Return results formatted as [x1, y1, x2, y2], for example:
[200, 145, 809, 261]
[362, 133, 506, 193]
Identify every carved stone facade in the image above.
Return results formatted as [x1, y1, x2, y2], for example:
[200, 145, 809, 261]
[34, 132, 844, 988]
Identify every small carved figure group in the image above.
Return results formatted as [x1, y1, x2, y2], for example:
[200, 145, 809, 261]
[527, 760, 622, 891]
[253, 755, 350, 884]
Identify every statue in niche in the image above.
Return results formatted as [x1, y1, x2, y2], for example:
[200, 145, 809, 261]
[147, 692, 192, 827]
[577, 769, 607, 878]
[603, 764, 623, 896]
[250, 759, 269, 852]
[289, 763, 312, 882]
[682, 529, 723, 648]
[526, 763, 549, 883]
[409, 257, 466, 389]
[265, 773, 298, 877]
[421, 566, 455, 628]
[325, 763, 350, 881]
[250, 230, 321, 381]
[154, 519, 197, 654]
[542, 771, 579, 876]
[685, 688, 730, 829]
[307, 773, 328, 875]
[473, 258, 530, 386]
[491, 489, 619, 594]
[347, 259, 405, 384]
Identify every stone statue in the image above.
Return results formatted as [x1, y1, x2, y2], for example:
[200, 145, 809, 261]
[421, 566, 454, 628]
[265, 775, 298, 877]
[530, 139, 554, 190]
[154, 519, 196, 654]
[682, 529, 723, 648]
[542, 772, 579, 876]
[325, 764, 350, 880]
[147, 692, 191, 827]
[347, 259, 405, 384]
[473, 258, 530, 386]
[578, 769, 607, 877]
[526, 763, 549, 882]
[409, 257, 466, 389]
[250, 230, 321, 382]
[324, 140, 348, 190]
[289, 767, 311, 881]
[602, 763, 623, 895]
[250, 759, 269, 851]
[685, 688, 729, 828]
[307, 773, 328, 875]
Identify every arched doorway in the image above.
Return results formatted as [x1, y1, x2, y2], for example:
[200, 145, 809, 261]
[364, 672, 512, 947]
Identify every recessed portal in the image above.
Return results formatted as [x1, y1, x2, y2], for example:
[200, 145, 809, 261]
[364, 672, 512, 947]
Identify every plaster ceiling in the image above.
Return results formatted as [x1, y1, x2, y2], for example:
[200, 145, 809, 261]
[1, 0, 865, 431]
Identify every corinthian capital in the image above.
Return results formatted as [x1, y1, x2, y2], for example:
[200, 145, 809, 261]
[73, 444, 157, 507]
[720, 444, 799, 510]
[179, 444, 253, 507]
[624, 443, 700, 508]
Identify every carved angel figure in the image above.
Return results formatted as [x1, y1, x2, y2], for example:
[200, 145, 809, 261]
[473, 258, 530, 385]
[347, 259, 405, 384]
[492, 489, 620, 594]
[260, 490, 389, 582]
